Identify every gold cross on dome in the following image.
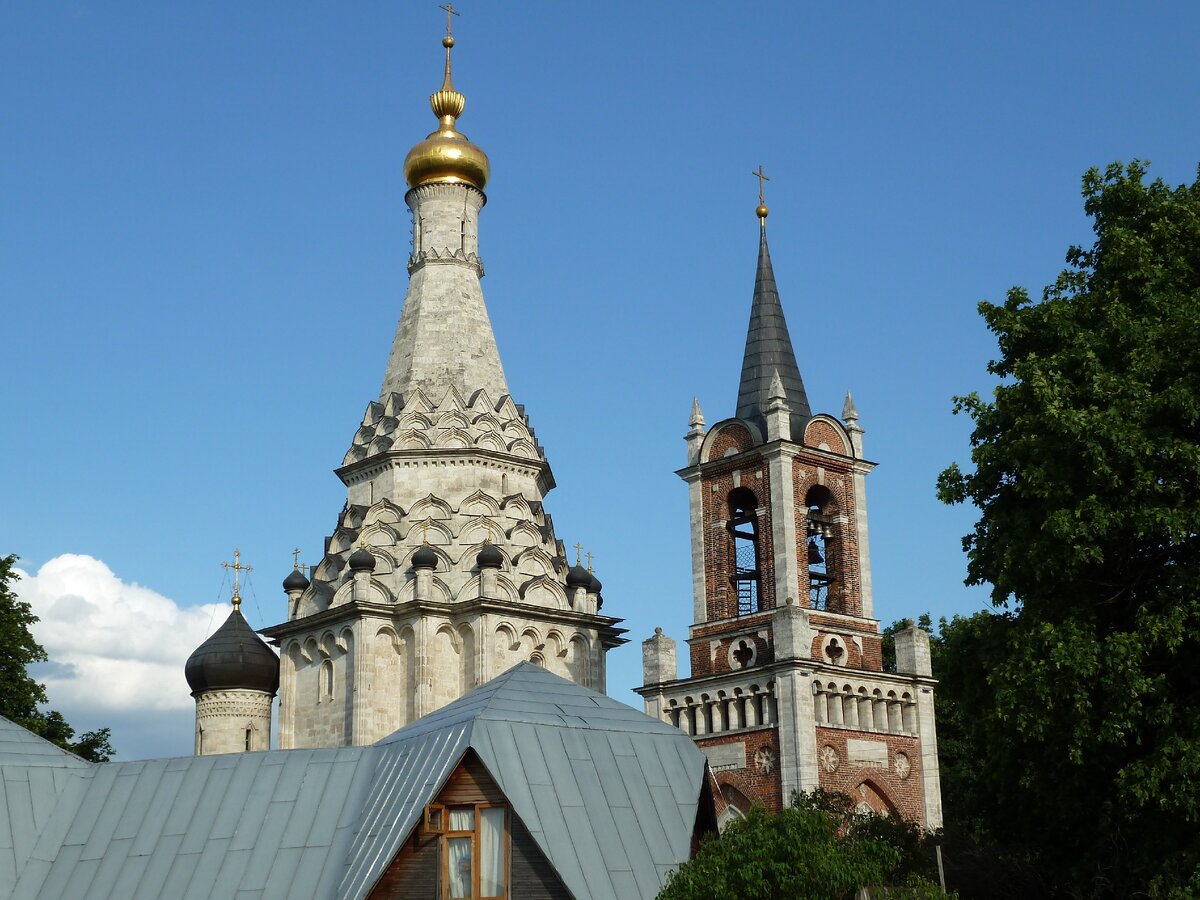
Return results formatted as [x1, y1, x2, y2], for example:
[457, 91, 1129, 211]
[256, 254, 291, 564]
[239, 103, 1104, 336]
[291, 547, 309, 575]
[573, 542, 583, 565]
[222, 548, 253, 610]
[585, 551, 594, 573]
[439, 2, 460, 36]
[752, 165, 769, 205]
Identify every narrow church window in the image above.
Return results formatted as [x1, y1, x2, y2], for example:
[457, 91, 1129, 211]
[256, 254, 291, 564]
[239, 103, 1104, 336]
[805, 485, 838, 611]
[244, 726, 252, 751]
[319, 658, 334, 701]
[727, 488, 760, 615]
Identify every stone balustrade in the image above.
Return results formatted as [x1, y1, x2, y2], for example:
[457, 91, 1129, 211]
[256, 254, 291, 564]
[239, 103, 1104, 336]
[813, 677, 918, 736]
[660, 679, 779, 737]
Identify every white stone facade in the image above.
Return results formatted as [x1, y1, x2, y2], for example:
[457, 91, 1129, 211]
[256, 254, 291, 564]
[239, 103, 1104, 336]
[194, 689, 273, 755]
[266, 180, 625, 749]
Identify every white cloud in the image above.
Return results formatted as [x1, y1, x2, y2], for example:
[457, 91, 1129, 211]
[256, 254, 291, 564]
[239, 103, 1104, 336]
[14, 554, 231, 715]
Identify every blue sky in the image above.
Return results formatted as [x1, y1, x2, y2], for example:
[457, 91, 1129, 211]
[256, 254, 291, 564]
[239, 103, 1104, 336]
[3, 2, 1199, 760]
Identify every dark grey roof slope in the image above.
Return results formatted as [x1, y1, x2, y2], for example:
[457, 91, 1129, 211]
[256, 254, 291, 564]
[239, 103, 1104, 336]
[735, 226, 812, 440]
[0, 663, 706, 900]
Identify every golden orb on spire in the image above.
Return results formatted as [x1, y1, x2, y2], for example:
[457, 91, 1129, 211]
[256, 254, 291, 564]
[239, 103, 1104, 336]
[403, 6, 490, 191]
[752, 166, 770, 222]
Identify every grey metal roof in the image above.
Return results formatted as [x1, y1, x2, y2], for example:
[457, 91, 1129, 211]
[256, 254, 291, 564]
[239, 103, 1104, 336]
[341, 663, 707, 900]
[735, 226, 812, 440]
[0, 663, 706, 900]
[0, 719, 92, 898]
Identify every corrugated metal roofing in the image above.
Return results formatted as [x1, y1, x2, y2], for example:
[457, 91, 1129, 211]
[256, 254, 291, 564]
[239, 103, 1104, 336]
[0, 662, 706, 900]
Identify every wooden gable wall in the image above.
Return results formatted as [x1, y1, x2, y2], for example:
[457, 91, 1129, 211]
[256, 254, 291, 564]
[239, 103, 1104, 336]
[368, 751, 572, 899]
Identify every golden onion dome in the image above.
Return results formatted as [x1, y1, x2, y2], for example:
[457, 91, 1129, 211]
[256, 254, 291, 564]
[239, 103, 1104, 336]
[403, 32, 490, 191]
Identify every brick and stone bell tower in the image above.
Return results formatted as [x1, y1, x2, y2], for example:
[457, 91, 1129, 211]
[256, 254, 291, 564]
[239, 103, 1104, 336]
[636, 200, 942, 829]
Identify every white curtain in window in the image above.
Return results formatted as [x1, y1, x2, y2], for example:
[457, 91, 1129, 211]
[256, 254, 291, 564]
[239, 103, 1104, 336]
[480, 807, 505, 896]
[447, 836, 472, 899]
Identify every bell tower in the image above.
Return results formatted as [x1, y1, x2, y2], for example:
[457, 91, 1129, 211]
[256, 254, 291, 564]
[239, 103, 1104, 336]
[637, 185, 942, 829]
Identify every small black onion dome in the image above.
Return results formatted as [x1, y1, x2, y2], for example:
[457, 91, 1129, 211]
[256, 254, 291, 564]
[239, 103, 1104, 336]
[589, 572, 603, 594]
[283, 568, 310, 592]
[566, 565, 592, 588]
[412, 545, 438, 570]
[348, 547, 376, 573]
[185, 608, 280, 695]
[476, 544, 504, 569]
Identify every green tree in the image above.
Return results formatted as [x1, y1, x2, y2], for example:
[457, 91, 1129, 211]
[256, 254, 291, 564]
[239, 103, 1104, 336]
[658, 791, 951, 900]
[0, 554, 114, 762]
[937, 161, 1200, 896]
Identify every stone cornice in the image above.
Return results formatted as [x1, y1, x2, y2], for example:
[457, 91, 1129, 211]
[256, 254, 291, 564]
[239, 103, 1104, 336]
[263, 596, 628, 648]
[635, 655, 936, 695]
[407, 246, 486, 277]
[336, 447, 555, 496]
[675, 438, 877, 481]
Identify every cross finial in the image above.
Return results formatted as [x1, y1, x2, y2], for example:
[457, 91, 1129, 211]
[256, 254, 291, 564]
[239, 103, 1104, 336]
[485, 519, 494, 543]
[222, 548, 253, 611]
[422, 519, 430, 545]
[573, 542, 583, 566]
[752, 166, 769, 205]
[291, 547, 309, 576]
[752, 166, 770, 225]
[440, 2, 460, 37]
[585, 551, 594, 573]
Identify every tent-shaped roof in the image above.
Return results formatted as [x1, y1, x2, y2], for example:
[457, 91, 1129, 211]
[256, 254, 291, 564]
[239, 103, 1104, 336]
[0, 663, 708, 900]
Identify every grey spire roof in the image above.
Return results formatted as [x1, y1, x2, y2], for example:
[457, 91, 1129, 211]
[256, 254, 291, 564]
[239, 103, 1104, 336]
[735, 227, 811, 439]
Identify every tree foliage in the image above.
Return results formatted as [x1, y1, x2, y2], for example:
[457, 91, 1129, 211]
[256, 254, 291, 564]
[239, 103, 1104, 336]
[0, 554, 114, 762]
[658, 791, 951, 900]
[937, 161, 1200, 896]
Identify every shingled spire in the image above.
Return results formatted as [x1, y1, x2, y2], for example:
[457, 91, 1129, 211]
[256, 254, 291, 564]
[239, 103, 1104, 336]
[735, 224, 811, 440]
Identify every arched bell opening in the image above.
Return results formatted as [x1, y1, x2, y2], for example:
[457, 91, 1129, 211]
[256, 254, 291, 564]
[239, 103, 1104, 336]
[727, 487, 761, 615]
[804, 485, 839, 612]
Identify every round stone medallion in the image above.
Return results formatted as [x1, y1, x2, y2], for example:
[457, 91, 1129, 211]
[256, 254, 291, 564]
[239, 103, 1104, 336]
[820, 744, 839, 773]
[754, 746, 775, 775]
[894, 752, 911, 780]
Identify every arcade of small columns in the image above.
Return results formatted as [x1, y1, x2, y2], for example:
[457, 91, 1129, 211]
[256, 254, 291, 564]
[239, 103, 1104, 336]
[276, 612, 604, 748]
[657, 672, 920, 740]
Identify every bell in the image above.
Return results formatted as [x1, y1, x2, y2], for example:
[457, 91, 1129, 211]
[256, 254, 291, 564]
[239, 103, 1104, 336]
[807, 539, 823, 566]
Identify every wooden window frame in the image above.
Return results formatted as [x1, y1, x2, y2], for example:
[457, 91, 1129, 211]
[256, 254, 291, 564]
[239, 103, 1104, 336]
[425, 802, 510, 900]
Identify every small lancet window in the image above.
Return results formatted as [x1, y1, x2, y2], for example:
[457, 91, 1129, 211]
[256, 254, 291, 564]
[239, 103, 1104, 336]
[806, 485, 838, 611]
[245, 726, 253, 752]
[319, 658, 334, 702]
[728, 488, 761, 615]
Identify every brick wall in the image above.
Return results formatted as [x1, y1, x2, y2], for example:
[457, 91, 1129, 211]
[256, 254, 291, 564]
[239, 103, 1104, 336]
[699, 727, 784, 814]
[700, 458, 776, 623]
[704, 423, 754, 462]
[803, 418, 851, 456]
[793, 460, 863, 618]
[813, 727, 925, 826]
[689, 613, 776, 677]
